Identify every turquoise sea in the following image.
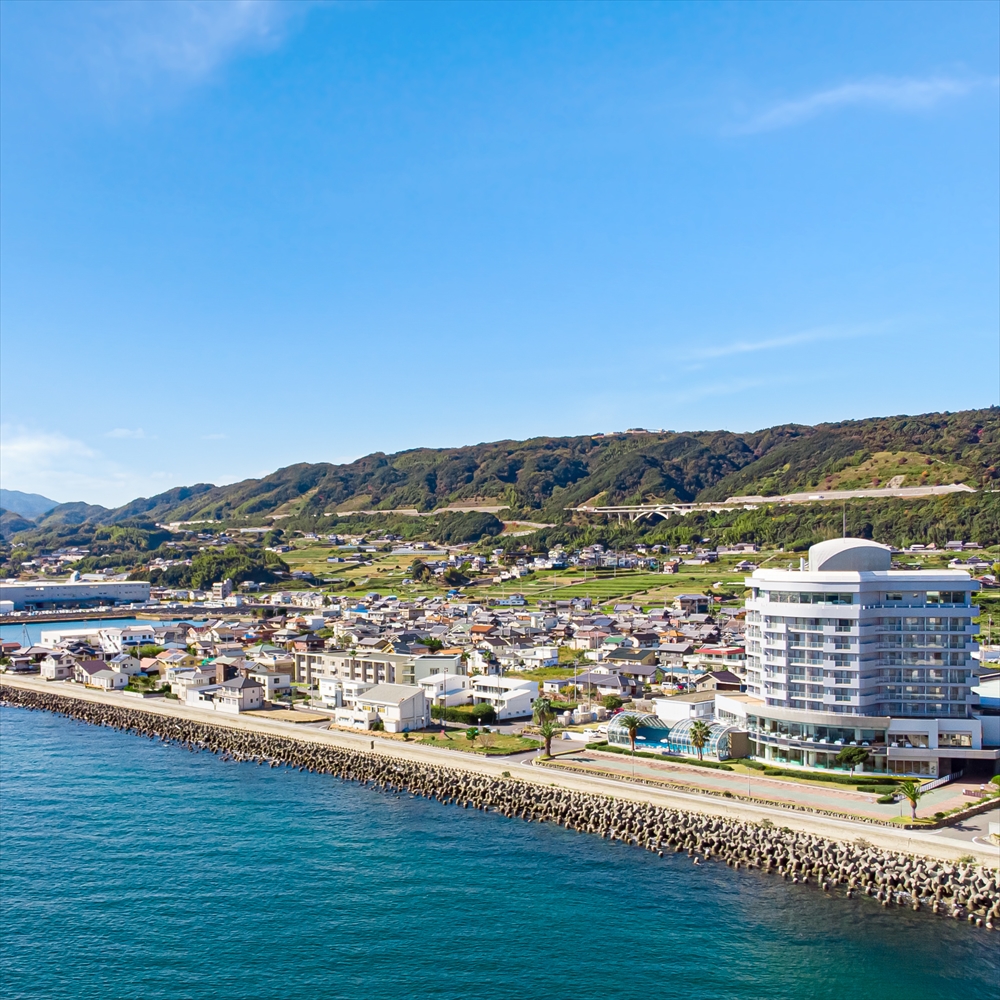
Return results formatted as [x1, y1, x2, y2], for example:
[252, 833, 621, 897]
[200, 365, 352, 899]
[1, 705, 997, 1000]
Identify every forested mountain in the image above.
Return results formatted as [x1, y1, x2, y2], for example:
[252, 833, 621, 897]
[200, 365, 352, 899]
[6, 408, 999, 535]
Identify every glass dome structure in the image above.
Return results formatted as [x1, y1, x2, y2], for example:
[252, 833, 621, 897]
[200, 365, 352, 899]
[665, 718, 739, 760]
[607, 713, 669, 749]
[607, 713, 739, 760]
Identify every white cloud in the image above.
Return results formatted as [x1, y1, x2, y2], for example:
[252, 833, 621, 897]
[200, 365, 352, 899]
[735, 76, 995, 134]
[0, 425, 153, 507]
[106, 427, 146, 439]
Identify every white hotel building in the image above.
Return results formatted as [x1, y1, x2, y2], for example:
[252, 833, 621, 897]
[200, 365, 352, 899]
[731, 537, 998, 778]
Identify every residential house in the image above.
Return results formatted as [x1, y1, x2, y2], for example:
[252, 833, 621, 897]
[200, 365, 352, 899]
[336, 683, 428, 732]
[74, 659, 110, 685]
[652, 690, 716, 724]
[40, 652, 76, 681]
[98, 625, 156, 654]
[573, 670, 639, 700]
[418, 672, 472, 710]
[605, 648, 659, 668]
[683, 646, 747, 674]
[673, 594, 710, 615]
[693, 669, 744, 692]
[90, 669, 128, 691]
[469, 675, 538, 720]
[187, 673, 264, 714]
[248, 667, 293, 701]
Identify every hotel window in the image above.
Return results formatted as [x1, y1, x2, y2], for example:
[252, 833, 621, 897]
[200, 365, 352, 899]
[939, 732, 972, 748]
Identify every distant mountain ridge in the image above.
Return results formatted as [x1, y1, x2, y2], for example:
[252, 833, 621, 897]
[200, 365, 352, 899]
[0, 489, 61, 520]
[4, 408, 998, 536]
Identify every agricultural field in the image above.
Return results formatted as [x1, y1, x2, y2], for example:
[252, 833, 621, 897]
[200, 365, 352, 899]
[274, 536, 1000, 623]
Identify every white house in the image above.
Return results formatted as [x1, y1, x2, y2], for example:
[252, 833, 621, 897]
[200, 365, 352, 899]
[186, 674, 264, 714]
[169, 666, 216, 699]
[318, 676, 343, 708]
[108, 653, 143, 676]
[652, 690, 716, 724]
[40, 654, 75, 681]
[214, 674, 264, 714]
[336, 683, 428, 732]
[418, 672, 472, 710]
[470, 675, 538, 720]
[496, 645, 559, 670]
[90, 669, 128, 691]
[98, 625, 156, 654]
[247, 667, 293, 701]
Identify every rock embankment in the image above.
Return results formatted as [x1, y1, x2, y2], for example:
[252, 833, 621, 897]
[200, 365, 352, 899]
[4, 685, 997, 929]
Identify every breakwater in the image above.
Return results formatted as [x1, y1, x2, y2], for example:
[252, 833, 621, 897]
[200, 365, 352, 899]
[3, 684, 997, 930]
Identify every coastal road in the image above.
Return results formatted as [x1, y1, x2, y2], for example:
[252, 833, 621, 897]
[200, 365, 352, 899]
[930, 806, 1000, 851]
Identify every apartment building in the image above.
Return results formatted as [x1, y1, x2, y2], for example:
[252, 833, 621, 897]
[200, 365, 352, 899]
[292, 648, 463, 687]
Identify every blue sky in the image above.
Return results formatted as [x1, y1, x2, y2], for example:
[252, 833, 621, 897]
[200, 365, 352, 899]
[1, 0, 997, 508]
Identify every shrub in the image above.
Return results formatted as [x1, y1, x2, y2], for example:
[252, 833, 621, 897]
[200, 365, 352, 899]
[757, 765, 899, 786]
[370, 718, 384, 731]
[877, 794, 896, 804]
[601, 695, 624, 711]
[431, 703, 496, 725]
[934, 811, 946, 820]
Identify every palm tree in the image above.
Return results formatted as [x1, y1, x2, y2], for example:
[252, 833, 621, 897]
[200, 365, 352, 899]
[689, 720, 711, 761]
[897, 779, 924, 821]
[538, 720, 557, 757]
[618, 714, 642, 753]
[533, 698, 554, 724]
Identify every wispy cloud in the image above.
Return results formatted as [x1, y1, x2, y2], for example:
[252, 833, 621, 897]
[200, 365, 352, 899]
[684, 322, 888, 362]
[94, 0, 297, 84]
[735, 76, 995, 134]
[106, 427, 146, 439]
[4, 0, 309, 110]
[0, 425, 157, 506]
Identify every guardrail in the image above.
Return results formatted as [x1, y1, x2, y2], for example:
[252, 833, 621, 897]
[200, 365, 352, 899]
[921, 769, 964, 792]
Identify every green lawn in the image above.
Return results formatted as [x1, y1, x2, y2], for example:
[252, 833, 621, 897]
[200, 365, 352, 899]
[418, 726, 540, 755]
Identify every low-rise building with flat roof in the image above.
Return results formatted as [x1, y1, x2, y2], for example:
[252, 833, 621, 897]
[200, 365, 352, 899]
[0, 579, 150, 610]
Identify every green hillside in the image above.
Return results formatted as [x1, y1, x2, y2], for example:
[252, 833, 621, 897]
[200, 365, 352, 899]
[6, 407, 1000, 537]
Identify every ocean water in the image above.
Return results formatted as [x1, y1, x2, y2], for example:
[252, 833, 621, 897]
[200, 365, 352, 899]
[1, 706, 996, 1000]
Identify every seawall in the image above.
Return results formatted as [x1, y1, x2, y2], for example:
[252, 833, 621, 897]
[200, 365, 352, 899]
[2, 679, 998, 930]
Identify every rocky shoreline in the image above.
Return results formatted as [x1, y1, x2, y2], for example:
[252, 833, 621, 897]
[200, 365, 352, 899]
[3, 684, 998, 930]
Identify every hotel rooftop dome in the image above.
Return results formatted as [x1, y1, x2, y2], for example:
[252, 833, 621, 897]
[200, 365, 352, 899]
[807, 537, 892, 573]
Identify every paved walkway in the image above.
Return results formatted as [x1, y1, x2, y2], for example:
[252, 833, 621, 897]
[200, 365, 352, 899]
[544, 748, 994, 822]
